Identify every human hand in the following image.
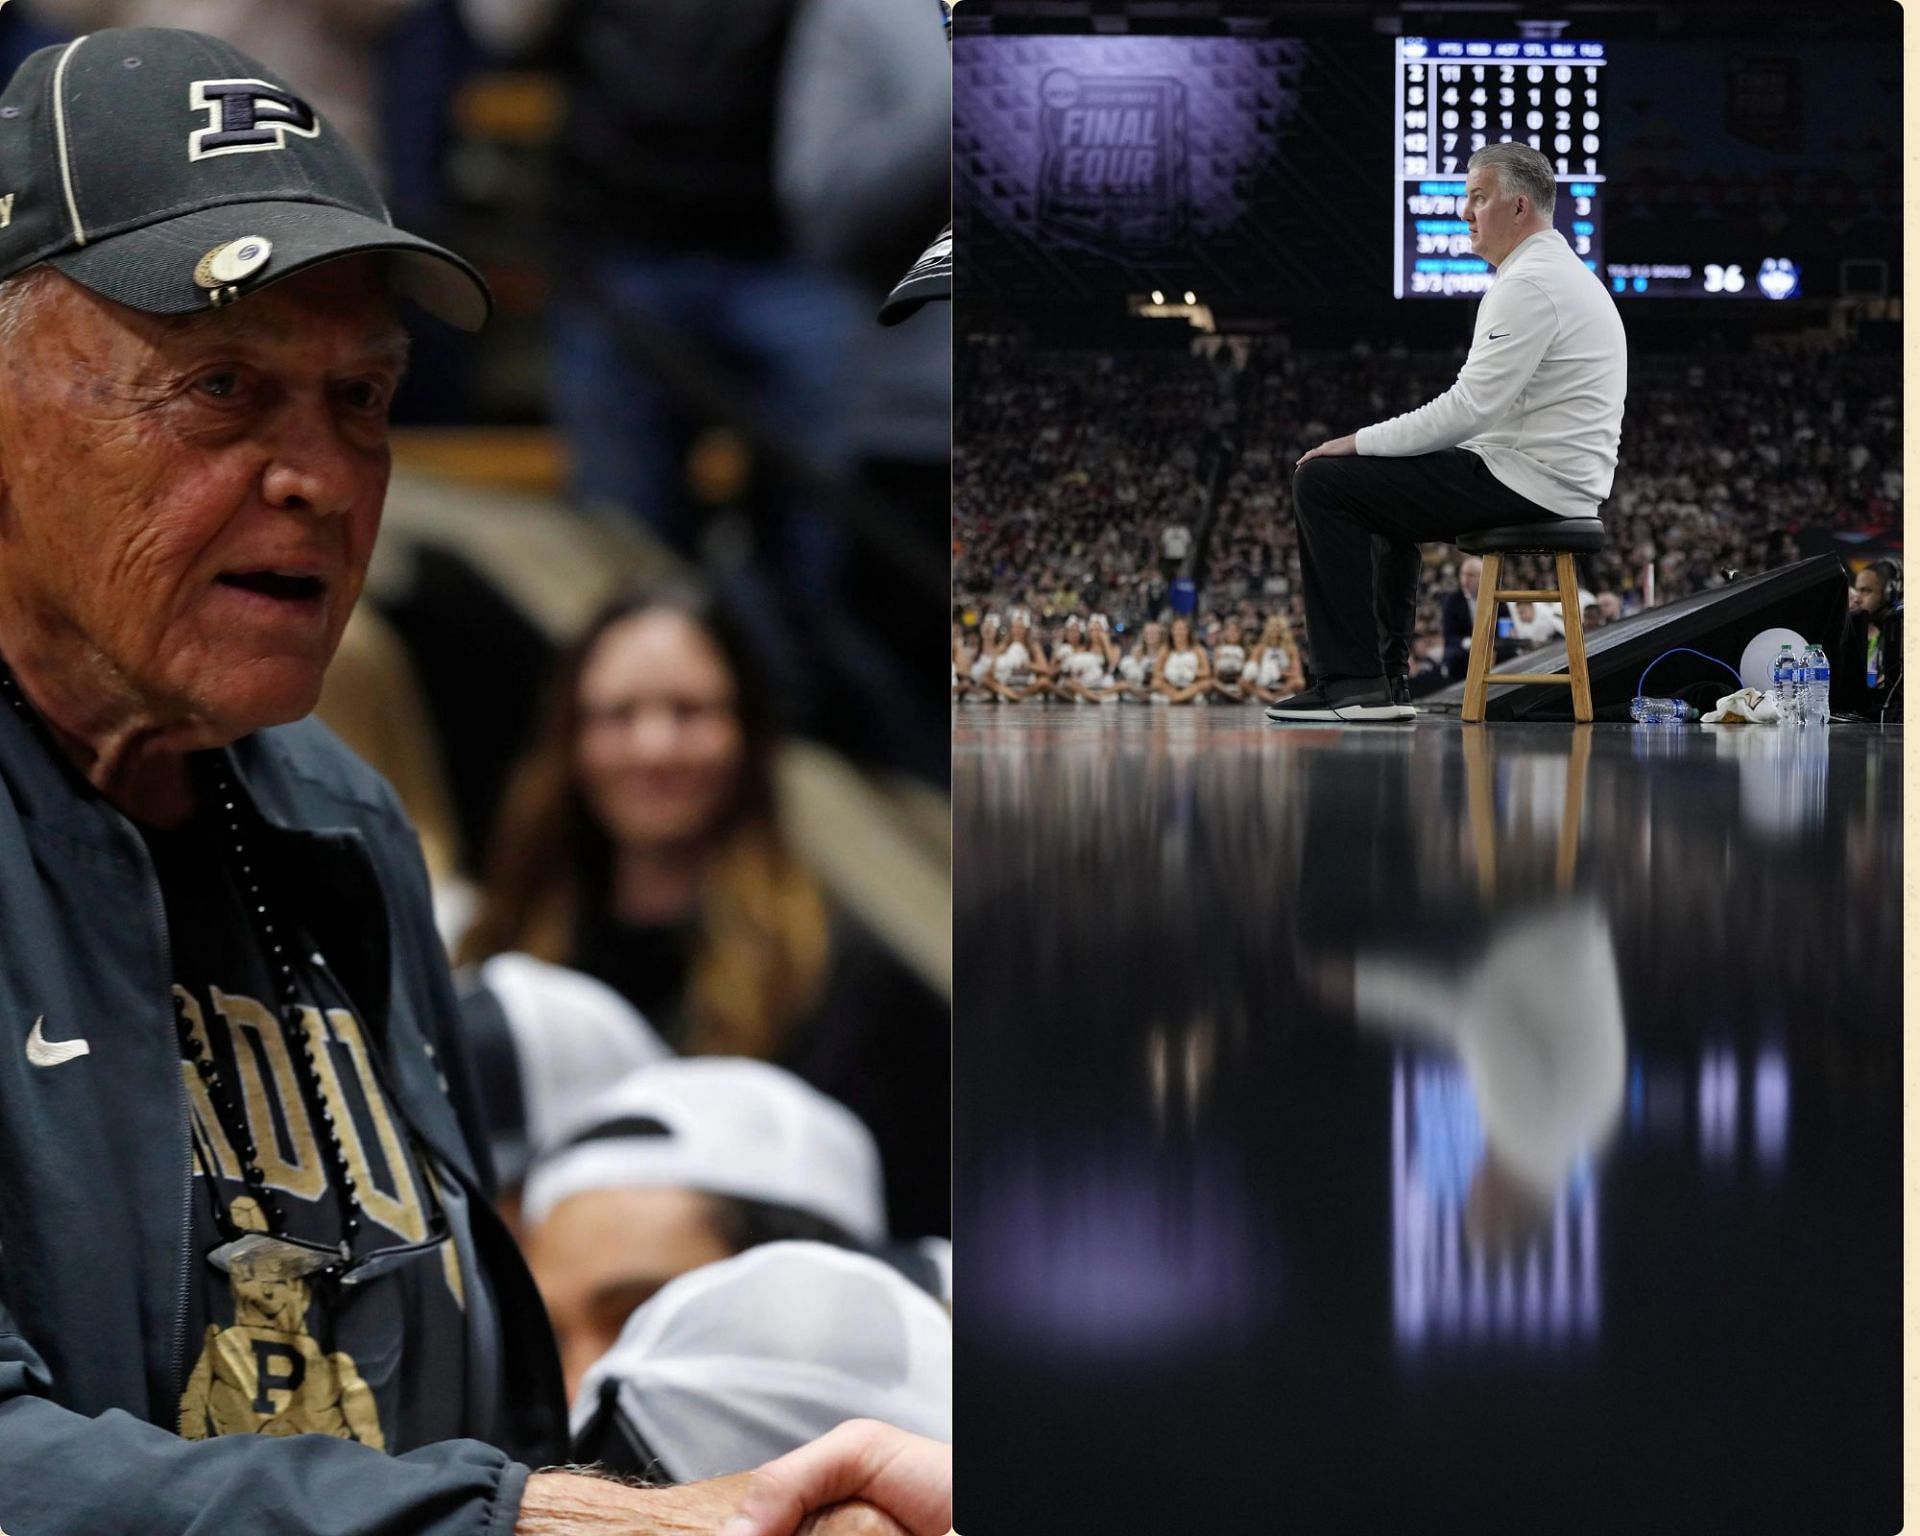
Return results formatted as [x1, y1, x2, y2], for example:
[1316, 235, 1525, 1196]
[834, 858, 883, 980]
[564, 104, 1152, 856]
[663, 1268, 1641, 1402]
[517, 1470, 906, 1535]
[1294, 434, 1357, 471]
[722, 1421, 952, 1536]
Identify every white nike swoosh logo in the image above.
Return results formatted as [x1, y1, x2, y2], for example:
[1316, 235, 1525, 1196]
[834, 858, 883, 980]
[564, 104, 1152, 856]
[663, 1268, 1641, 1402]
[26, 1015, 90, 1068]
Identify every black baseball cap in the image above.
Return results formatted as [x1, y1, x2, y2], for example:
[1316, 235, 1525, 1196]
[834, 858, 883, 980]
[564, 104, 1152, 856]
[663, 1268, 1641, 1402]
[878, 223, 950, 326]
[0, 28, 489, 329]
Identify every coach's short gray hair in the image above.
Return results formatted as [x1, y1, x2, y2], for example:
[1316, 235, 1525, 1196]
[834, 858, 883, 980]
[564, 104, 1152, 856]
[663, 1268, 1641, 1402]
[1468, 142, 1556, 218]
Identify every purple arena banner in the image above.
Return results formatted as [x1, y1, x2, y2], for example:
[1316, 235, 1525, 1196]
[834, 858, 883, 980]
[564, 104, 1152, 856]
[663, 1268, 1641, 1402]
[955, 35, 1370, 300]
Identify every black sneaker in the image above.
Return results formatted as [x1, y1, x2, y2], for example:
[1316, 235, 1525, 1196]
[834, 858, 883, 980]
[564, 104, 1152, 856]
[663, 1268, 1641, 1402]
[1265, 678, 1417, 725]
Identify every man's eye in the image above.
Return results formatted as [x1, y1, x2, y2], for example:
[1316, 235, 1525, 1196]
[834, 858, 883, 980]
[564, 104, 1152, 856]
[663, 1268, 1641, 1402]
[341, 381, 387, 411]
[197, 371, 240, 398]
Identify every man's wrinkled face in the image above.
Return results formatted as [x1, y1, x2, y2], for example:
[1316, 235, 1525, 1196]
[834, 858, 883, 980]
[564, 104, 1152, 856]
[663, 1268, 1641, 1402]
[0, 261, 404, 734]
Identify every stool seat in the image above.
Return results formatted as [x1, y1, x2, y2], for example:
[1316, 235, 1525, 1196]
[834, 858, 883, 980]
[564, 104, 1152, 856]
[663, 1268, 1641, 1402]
[1458, 518, 1606, 555]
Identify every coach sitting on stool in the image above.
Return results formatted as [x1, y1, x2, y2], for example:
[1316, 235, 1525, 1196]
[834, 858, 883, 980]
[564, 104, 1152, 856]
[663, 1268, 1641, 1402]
[1268, 142, 1627, 724]
[0, 28, 930, 1536]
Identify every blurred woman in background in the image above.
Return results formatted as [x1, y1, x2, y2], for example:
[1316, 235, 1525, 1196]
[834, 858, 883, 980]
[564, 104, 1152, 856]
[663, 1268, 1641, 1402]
[1117, 619, 1164, 699]
[1247, 612, 1307, 705]
[992, 608, 1049, 701]
[952, 620, 980, 699]
[1211, 617, 1249, 703]
[461, 587, 948, 1237]
[1154, 616, 1212, 705]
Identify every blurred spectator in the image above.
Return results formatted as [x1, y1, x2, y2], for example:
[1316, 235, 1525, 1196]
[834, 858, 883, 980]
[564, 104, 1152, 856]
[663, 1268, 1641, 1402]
[1153, 616, 1212, 705]
[1246, 613, 1306, 704]
[1441, 557, 1516, 680]
[21, 0, 422, 168]
[1210, 617, 1249, 702]
[1835, 556, 1903, 719]
[1161, 518, 1192, 580]
[570, 1243, 950, 1476]
[459, 0, 861, 638]
[315, 606, 470, 935]
[460, 587, 948, 1236]
[775, 0, 949, 782]
[1509, 600, 1562, 647]
[520, 1058, 885, 1399]
[1116, 619, 1164, 698]
[456, 952, 673, 1202]
[990, 608, 1050, 700]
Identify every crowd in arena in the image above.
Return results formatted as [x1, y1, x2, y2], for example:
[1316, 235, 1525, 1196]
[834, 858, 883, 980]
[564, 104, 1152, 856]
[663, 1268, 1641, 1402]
[953, 332, 1900, 701]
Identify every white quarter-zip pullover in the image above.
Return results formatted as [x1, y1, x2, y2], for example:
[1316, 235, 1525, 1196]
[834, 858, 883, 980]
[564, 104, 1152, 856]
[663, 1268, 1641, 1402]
[1356, 228, 1628, 518]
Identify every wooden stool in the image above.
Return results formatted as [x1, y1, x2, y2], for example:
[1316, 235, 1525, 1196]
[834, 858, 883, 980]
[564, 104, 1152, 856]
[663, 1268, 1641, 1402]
[1458, 519, 1608, 723]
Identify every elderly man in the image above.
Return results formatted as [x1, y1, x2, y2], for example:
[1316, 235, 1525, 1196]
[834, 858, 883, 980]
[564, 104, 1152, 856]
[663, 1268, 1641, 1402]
[1268, 142, 1627, 724]
[0, 28, 933, 1536]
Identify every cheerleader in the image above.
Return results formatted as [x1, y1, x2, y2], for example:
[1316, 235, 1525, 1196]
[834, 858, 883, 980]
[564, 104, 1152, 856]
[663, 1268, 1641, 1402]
[1081, 613, 1123, 702]
[1211, 617, 1250, 703]
[1117, 620, 1165, 700]
[993, 607, 1050, 701]
[952, 621, 979, 699]
[1153, 615, 1212, 705]
[1247, 612, 1307, 705]
[1049, 615, 1089, 701]
[973, 612, 1016, 701]
[1058, 613, 1122, 703]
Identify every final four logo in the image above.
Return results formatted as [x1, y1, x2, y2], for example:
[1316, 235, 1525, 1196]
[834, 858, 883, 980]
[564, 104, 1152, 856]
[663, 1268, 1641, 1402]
[1037, 69, 1188, 252]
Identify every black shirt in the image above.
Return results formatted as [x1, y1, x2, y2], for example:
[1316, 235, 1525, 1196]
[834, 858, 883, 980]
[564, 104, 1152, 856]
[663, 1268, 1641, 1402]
[145, 806, 471, 1452]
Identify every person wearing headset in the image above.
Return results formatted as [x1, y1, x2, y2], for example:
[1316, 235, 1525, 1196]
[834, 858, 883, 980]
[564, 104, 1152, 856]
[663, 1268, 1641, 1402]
[1835, 558, 1903, 720]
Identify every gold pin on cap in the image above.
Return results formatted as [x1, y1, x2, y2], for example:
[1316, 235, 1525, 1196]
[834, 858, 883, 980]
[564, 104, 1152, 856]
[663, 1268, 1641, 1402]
[193, 236, 273, 291]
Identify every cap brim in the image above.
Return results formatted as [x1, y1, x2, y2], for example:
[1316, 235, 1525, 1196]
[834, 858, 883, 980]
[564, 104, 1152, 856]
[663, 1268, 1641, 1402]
[878, 224, 951, 326]
[48, 200, 491, 331]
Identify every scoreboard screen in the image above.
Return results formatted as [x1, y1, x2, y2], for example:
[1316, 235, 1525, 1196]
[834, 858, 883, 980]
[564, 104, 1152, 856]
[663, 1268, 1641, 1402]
[1394, 38, 1606, 298]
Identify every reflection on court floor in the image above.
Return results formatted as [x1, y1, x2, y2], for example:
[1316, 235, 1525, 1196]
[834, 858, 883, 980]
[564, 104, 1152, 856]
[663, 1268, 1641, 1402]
[957, 710, 1900, 1536]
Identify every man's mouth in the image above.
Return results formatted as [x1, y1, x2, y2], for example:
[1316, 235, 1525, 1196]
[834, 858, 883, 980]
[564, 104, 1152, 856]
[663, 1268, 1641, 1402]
[217, 571, 328, 602]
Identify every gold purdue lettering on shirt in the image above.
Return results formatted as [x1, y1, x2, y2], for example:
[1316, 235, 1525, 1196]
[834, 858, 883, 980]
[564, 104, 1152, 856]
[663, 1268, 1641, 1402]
[216, 989, 328, 1200]
[174, 986, 429, 1241]
[177, 1199, 385, 1447]
[295, 1004, 428, 1243]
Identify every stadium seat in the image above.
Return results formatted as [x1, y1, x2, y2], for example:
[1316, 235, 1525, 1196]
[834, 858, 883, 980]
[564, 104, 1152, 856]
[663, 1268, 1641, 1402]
[1457, 519, 1608, 724]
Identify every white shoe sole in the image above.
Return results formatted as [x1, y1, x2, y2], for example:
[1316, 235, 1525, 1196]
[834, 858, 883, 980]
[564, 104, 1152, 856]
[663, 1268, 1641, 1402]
[1265, 701, 1417, 724]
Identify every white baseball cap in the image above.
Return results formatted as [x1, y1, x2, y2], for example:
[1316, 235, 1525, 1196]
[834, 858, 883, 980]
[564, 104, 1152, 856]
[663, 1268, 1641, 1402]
[522, 1058, 888, 1246]
[571, 1241, 951, 1481]
[457, 953, 673, 1188]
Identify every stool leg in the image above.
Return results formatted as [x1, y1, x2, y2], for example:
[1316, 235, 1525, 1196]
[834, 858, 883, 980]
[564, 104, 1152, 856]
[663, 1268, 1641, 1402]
[1557, 552, 1593, 723]
[1462, 552, 1502, 723]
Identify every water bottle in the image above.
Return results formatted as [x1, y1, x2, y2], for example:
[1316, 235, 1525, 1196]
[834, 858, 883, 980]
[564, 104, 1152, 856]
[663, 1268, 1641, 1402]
[1792, 649, 1811, 725]
[1770, 644, 1798, 723]
[1631, 696, 1679, 725]
[1805, 644, 1831, 725]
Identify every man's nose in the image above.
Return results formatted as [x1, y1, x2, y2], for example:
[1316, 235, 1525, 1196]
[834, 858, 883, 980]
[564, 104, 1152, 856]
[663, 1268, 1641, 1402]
[261, 398, 366, 519]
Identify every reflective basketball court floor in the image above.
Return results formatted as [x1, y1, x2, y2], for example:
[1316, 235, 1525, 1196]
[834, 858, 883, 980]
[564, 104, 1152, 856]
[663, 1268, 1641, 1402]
[955, 705, 1901, 1535]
